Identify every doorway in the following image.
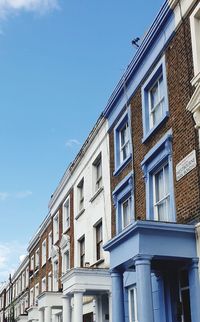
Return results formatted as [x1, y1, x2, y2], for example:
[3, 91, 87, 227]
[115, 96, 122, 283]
[83, 312, 93, 322]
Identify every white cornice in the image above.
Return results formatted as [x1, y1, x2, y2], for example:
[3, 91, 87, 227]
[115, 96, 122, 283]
[48, 115, 105, 210]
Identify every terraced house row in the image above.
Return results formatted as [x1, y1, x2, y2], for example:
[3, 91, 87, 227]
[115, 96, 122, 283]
[1, 0, 200, 321]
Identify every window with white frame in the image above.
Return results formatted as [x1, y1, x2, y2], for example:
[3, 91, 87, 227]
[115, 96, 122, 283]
[79, 236, 85, 268]
[113, 172, 134, 234]
[48, 231, 52, 258]
[119, 122, 130, 164]
[25, 296, 28, 309]
[77, 178, 84, 212]
[30, 255, 34, 271]
[153, 163, 170, 221]
[142, 57, 169, 141]
[41, 277, 46, 293]
[63, 196, 70, 232]
[35, 249, 39, 269]
[48, 273, 52, 291]
[141, 131, 175, 222]
[113, 110, 132, 175]
[22, 272, 25, 291]
[42, 239, 46, 266]
[93, 154, 102, 192]
[148, 74, 164, 129]
[53, 212, 59, 244]
[190, 3, 200, 80]
[30, 288, 34, 307]
[128, 286, 138, 322]
[26, 267, 29, 288]
[34, 284, 39, 304]
[53, 260, 59, 291]
[96, 221, 103, 261]
[63, 250, 70, 272]
[121, 195, 132, 229]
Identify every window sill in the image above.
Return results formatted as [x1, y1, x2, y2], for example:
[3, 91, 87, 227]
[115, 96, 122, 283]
[90, 187, 104, 203]
[191, 72, 200, 87]
[75, 208, 85, 220]
[90, 258, 105, 267]
[63, 226, 70, 234]
[142, 112, 169, 143]
[34, 269, 39, 276]
[113, 154, 132, 177]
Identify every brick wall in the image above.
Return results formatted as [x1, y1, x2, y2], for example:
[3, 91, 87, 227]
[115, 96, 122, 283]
[109, 11, 200, 237]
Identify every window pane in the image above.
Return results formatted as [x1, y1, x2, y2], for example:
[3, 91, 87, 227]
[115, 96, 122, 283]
[122, 197, 131, 228]
[154, 163, 170, 221]
[155, 169, 164, 202]
[120, 123, 130, 163]
[159, 75, 164, 97]
[152, 103, 163, 125]
[120, 126, 127, 146]
[150, 82, 159, 108]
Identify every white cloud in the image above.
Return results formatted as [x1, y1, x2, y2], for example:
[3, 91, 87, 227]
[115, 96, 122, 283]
[14, 190, 32, 199]
[0, 192, 9, 201]
[0, 190, 32, 201]
[65, 139, 81, 149]
[0, 241, 27, 281]
[0, 0, 59, 19]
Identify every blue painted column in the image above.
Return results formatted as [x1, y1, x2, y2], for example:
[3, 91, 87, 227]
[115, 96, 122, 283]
[134, 255, 154, 322]
[110, 269, 125, 322]
[188, 258, 200, 322]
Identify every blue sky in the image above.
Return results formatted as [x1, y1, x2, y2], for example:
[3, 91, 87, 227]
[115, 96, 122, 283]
[0, 0, 164, 281]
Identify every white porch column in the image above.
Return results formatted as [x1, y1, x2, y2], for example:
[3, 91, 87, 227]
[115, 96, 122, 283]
[62, 295, 71, 322]
[73, 291, 84, 322]
[44, 306, 52, 322]
[39, 310, 44, 322]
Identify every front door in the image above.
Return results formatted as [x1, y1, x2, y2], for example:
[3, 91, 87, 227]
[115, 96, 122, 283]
[83, 312, 93, 322]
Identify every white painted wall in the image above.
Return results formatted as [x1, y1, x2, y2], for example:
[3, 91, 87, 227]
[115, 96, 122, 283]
[50, 119, 111, 269]
[73, 121, 111, 268]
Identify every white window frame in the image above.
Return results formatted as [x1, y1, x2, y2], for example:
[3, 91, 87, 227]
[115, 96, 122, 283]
[26, 267, 29, 288]
[53, 212, 59, 244]
[22, 271, 25, 291]
[30, 288, 34, 307]
[93, 154, 103, 192]
[63, 250, 70, 273]
[121, 195, 132, 229]
[34, 283, 39, 304]
[141, 56, 169, 141]
[48, 231, 52, 259]
[30, 255, 34, 271]
[53, 260, 59, 292]
[79, 236, 85, 268]
[63, 196, 70, 232]
[190, 3, 200, 82]
[128, 286, 138, 322]
[48, 272, 52, 292]
[41, 277, 46, 293]
[77, 178, 84, 212]
[42, 239, 47, 266]
[35, 248, 40, 270]
[153, 162, 170, 222]
[95, 220, 103, 261]
[148, 74, 164, 129]
[119, 122, 130, 164]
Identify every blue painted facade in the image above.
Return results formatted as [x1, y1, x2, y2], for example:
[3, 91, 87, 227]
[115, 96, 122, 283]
[103, 0, 200, 321]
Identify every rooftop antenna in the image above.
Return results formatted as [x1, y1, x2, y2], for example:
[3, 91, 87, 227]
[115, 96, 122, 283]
[131, 37, 140, 49]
